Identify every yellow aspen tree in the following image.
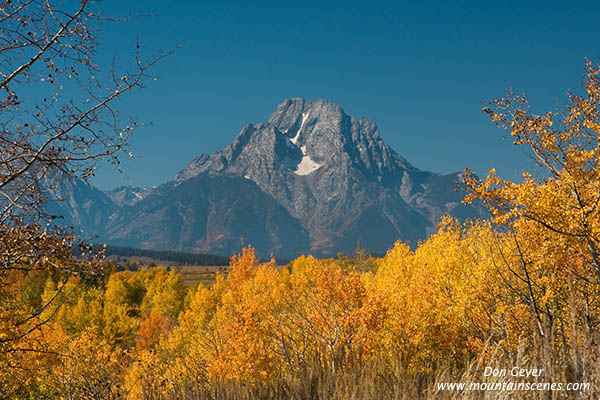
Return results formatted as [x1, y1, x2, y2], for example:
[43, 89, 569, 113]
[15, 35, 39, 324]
[464, 60, 600, 286]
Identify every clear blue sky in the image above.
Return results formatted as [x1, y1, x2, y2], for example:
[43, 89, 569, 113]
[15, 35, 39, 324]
[89, 0, 600, 190]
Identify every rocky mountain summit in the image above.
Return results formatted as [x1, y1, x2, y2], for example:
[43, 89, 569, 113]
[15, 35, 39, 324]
[52, 98, 487, 257]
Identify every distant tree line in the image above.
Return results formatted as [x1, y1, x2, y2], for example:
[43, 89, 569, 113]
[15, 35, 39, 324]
[104, 245, 230, 266]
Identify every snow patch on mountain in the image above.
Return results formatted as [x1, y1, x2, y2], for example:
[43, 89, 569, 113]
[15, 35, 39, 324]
[294, 145, 322, 175]
[291, 112, 309, 145]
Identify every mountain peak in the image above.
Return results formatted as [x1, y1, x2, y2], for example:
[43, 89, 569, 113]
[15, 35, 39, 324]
[176, 98, 415, 185]
[268, 98, 345, 135]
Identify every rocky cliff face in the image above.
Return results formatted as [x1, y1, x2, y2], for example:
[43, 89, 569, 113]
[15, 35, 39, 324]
[42, 175, 117, 237]
[50, 98, 487, 257]
[105, 186, 155, 207]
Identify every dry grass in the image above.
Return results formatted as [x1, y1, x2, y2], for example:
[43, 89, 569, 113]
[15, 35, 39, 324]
[131, 347, 600, 400]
